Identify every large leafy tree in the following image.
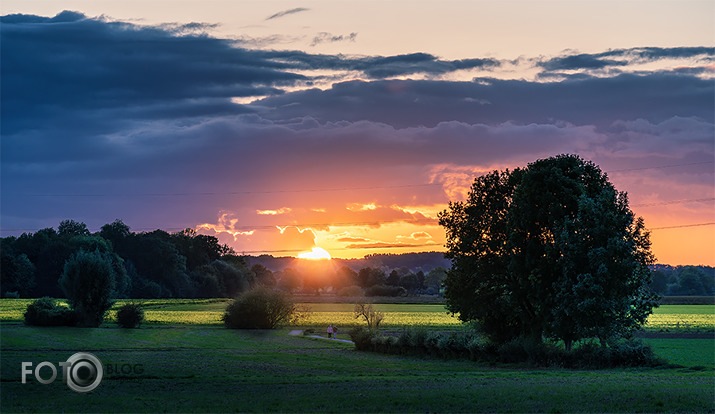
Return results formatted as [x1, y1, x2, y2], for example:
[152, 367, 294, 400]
[439, 155, 658, 347]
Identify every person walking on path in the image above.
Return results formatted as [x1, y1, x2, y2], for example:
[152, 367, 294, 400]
[332, 325, 339, 339]
[327, 325, 333, 339]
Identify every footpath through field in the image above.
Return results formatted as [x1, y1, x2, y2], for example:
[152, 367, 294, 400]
[288, 329, 354, 344]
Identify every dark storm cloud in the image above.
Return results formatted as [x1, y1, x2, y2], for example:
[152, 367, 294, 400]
[0, 11, 305, 136]
[0, 11, 503, 138]
[252, 73, 713, 129]
[1, 11, 712, 234]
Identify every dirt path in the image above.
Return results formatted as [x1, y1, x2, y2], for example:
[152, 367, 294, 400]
[287, 329, 354, 343]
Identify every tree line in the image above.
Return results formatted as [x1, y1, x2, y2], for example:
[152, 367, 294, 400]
[1, 220, 253, 299]
[270, 264, 448, 297]
[650, 264, 714, 296]
[0, 219, 448, 299]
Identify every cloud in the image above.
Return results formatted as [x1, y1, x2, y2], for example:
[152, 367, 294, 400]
[311, 32, 357, 46]
[538, 54, 627, 71]
[252, 74, 713, 129]
[265, 8, 310, 21]
[257, 208, 293, 215]
[350, 53, 501, 78]
[537, 46, 714, 72]
[1, 11, 712, 259]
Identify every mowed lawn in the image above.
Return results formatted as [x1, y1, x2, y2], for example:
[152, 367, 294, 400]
[1, 324, 714, 413]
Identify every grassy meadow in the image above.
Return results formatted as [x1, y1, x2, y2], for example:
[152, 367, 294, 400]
[1, 298, 714, 413]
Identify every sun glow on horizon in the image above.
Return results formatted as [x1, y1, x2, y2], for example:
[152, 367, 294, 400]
[297, 247, 332, 260]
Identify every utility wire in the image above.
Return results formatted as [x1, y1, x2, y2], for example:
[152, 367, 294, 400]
[649, 222, 715, 230]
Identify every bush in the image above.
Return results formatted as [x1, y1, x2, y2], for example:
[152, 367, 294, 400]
[116, 303, 144, 328]
[338, 285, 364, 297]
[222, 287, 296, 329]
[364, 284, 406, 297]
[348, 326, 663, 369]
[610, 339, 663, 367]
[349, 326, 378, 351]
[59, 249, 117, 327]
[571, 339, 664, 368]
[24, 297, 77, 327]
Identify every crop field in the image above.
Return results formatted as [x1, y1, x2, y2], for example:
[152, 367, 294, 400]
[2, 299, 713, 332]
[646, 305, 715, 332]
[1, 298, 713, 412]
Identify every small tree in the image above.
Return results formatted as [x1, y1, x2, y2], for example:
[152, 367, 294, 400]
[354, 301, 385, 330]
[222, 287, 297, 329]
[59, 250, 116, 327]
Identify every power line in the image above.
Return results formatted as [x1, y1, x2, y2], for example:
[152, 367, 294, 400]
[649, 222, 715, 230]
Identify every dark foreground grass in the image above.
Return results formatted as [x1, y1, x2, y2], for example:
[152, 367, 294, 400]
[1, 323, 714, 413]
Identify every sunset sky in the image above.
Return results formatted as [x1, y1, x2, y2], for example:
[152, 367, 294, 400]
[1, 1, 713, 265]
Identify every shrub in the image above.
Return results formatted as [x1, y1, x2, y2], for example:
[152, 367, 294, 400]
[496, 339, 529, 363]
[571, 339, 664, 368]
[423, 331, 442, 357]
[349, 328, 664, 369]
[59, 249, 117, 327]
[222, 287, 296, 329]
[372, 335, 398, 354]
[437, 332, 472, 359]
[364, 284, 406, 297]
[349, 326, 378, 351]
[24, 297, 77, 327]
[116, 303, 144, 328]
[467, 336, 494, 362]
[338, 285, 364, 297]
[610, 339, 663, 367]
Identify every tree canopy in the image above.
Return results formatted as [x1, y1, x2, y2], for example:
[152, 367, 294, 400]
[439, 154, 659, 348]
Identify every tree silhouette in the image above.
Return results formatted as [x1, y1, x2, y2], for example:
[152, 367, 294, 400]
[439, 155, 658, 347]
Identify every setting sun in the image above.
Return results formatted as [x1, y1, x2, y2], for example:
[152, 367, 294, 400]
[297, 247, 332, 260]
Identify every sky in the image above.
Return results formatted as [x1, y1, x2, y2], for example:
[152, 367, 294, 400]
[1, 1, 714, 265]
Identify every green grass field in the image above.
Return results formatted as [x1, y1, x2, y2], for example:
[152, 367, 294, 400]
[2, 324, 714, 413]
[1, 299, 713, 412]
